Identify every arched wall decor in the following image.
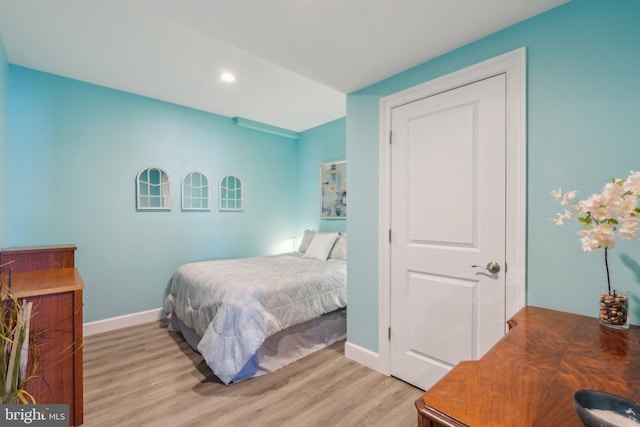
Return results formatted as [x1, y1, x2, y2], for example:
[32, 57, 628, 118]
[182, 171, 210, 211]
[136, 167, 172, 210]
[219, 174, 244, 211]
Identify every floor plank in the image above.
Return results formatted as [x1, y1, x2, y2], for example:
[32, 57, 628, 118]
[83, 321, 423, 427]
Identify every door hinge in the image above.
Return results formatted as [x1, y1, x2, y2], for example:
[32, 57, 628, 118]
[388, 327, 391, 340]
[389, 131, 392, 145]
[388, 229, 391, 243]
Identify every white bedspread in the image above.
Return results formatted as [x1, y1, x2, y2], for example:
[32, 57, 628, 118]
[164, 252, 347, 384]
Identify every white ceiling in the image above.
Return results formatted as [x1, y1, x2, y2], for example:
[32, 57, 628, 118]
[0, 0, 568, 132]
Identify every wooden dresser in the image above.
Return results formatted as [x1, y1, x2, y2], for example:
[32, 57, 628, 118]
[415, 306, 640, 427]
[1, 245, 84, 426]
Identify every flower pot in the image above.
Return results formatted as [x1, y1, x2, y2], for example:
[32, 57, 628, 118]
[599, 290, 629, 329]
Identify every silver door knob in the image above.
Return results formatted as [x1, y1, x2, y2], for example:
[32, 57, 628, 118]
[471, 261, 501, 274]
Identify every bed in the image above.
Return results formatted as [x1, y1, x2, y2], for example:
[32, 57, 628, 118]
[164, 230, 347, 384]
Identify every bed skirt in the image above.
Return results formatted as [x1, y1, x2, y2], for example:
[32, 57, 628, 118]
[169, 308, 346, 383]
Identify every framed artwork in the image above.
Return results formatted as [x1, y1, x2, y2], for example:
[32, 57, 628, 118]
[320, 160, 347, 219]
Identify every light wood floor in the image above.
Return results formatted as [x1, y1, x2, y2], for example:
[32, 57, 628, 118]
[84, 321, 423, 427]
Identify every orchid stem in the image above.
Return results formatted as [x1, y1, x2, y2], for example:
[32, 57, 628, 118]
[605, 247, 612, 295]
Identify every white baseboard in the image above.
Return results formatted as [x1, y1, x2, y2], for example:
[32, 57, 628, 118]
[344, 340, 380, 373]
[83, 308, 165, 337]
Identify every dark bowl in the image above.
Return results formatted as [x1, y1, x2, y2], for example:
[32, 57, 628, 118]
[573, 390, 640, 427]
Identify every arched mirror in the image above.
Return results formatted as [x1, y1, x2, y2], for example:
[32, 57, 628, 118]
[182, 171, 210, 211]
[137, 167, 171, 210]
[219, 174, 244, 211]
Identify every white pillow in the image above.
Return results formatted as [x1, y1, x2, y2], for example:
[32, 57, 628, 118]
[329, 233, 347, 260]
[303, 232, 339, 261]
[298, 229, 316, 253]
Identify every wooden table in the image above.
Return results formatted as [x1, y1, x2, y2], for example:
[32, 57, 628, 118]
[415, 306, 640, 427]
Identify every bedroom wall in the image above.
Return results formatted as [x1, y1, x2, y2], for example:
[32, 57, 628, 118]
[0, 37, 8, 248]
[347, 0, 640, 352]
[296, 117, 347, 235]
[7, 66, 302, 323]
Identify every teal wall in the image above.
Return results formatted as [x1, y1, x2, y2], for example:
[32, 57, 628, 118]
[0, 38, 8, 248]
[6, 0, 639, 350]
[7, 66, 308, 322]
[347, 0, 640, 351]
[296, 118, 347, 235]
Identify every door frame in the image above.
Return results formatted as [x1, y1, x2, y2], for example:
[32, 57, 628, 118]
[377, 47, 527, 376]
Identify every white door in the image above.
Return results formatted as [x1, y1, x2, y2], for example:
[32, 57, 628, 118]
[389, 74, 506, 390]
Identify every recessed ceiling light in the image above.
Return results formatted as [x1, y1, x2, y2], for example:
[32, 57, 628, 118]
[220, 72, 236, 83]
